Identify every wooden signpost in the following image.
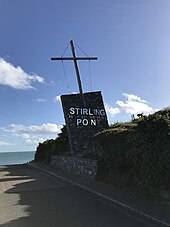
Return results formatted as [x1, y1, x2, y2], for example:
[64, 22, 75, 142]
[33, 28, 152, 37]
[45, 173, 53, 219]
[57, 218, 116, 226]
[51, 40, 108, 155]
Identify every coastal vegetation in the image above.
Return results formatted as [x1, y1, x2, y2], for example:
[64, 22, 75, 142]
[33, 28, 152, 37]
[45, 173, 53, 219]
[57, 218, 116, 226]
[34, 125, 69, 163]
[96, 108, 170, 194]
[34, 108, 170, 194]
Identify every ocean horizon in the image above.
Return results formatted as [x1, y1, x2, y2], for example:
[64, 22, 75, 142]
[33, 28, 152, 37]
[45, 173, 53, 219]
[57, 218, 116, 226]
[0, 151, 36, 165]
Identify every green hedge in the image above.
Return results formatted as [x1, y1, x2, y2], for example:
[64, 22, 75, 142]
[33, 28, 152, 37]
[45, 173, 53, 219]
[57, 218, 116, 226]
[95, 112, 170, 192]
[34, 109, 170, 193]
[34, 125, 70, 163]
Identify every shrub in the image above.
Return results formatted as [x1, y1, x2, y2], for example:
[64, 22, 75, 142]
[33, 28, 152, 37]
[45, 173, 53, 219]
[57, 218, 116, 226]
[34, 125, 70, 163]
[96, 112, 170, 193]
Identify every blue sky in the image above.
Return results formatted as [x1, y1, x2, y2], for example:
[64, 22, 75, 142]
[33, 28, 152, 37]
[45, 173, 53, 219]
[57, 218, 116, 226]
[0, 0, 170, 152]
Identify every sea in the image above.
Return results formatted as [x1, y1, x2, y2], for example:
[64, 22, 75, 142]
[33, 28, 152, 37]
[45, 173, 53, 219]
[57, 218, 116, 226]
[0, 151, 36, 165]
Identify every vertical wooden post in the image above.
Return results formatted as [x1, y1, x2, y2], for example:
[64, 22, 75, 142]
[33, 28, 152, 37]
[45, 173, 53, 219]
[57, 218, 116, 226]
[51, 40, 98, 106]
[70, 40, 85, 105]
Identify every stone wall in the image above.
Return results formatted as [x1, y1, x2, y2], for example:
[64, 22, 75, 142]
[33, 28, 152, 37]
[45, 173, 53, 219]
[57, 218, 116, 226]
[50, 155, 97, 179]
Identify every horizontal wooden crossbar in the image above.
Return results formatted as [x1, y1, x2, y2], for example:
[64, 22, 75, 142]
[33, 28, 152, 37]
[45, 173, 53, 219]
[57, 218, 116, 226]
[51, 57, 98, 61]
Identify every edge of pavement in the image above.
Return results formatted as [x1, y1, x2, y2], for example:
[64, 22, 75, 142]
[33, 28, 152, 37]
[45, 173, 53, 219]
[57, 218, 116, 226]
[29, 162, 170, 227]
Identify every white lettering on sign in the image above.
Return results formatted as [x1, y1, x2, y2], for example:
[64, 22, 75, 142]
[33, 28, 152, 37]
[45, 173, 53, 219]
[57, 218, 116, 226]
[83, 119, 88, 126]
[69, 107, 105, 127]
[69, 107, 75, 115]
[77, 119, 82, 125]
[83, 109, 88, 115]
[91, 119, 97, 126]
[69, 107, 105, 116]
[76, 118, 97, 126]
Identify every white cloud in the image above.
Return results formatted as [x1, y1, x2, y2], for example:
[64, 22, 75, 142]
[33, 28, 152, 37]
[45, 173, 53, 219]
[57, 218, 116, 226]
[0, 58, 44, 90]
[122, 93, 147, 103]
[0, 141, 15, 146]
[1, 123, 62, 135]
[21, 133, 30, 139]
[105, 104, 120, 116]
[54, 92, 77, 103]
[35, 98, 46, 103]
[25, 137, 45, 145]
[0, 123, 63, 147]
[54, 95, 61, 103]
[116, 93, 158, 115]
[25, 139, 35, 145]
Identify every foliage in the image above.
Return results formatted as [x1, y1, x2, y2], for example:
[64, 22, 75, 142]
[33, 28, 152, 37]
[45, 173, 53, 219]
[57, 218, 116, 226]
[34, 108, 170, 194]
[96, 111, 170, 193]
[34, 125, 70, 163]
[82, 152, 99, 160]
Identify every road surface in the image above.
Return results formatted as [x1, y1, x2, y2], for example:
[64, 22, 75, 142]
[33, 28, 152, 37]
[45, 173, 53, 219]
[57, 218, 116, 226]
[0, 165, 157, 227]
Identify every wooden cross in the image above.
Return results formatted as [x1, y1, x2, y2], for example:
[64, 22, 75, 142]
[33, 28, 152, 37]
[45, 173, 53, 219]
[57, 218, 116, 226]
[51, 40, 98, 101]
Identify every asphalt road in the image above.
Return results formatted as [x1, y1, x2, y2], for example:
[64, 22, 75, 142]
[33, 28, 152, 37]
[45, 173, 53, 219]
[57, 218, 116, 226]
[0, 165, 156, 227]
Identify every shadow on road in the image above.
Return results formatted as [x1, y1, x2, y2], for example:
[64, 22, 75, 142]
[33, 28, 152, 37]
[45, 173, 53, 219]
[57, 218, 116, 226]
[0, 164, 150, 227]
